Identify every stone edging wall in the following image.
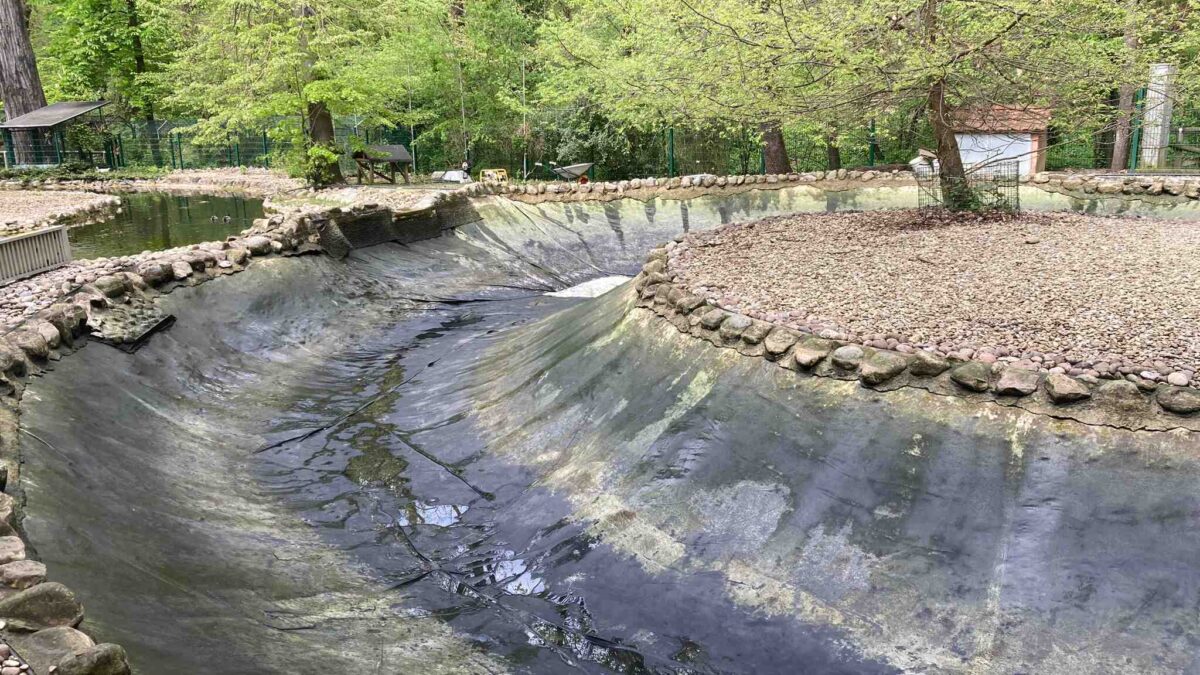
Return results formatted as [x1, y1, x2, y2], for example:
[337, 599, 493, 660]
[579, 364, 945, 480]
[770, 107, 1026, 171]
[479, 169, 913, 203]
[1031, 171, 1200, 199]
[633, 244, 1200, 433]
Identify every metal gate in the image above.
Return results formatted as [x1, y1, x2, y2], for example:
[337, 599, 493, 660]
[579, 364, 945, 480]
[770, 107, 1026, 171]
[0, 227, 72, 286]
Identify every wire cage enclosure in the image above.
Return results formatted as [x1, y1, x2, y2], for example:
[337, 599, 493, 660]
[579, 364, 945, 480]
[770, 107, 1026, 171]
[914, 159, 1021, 212]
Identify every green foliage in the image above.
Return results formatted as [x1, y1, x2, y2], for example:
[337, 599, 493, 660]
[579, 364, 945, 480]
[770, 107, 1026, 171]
[540, 0, 1152, 129]
[302, 143, 343, 188]
[30, 0, 172, 119]
[19, 0, 1191, 188]
[0, 164, 166, 182]
[64, 124, 107, 153]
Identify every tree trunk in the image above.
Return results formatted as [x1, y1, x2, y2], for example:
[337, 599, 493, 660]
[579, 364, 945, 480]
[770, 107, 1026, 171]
[927, 78, 973, 210]
[125, 0, 163, 167]
[0, 0, 48, 164]
[305, 100, 343, 185]
[825, 132, 841, 171]
[0, 0, 45, 118]
[297, 5, 343, 186]
[1111, 84, 1135, 171]
[759, 121, 791, 173]
[922, 0, 972, 209]
[1110, 18, 1139, 172]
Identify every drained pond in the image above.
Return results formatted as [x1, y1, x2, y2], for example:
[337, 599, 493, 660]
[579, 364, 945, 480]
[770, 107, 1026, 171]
[67, 192, 264, 259]
[14, 186, 1200, 674]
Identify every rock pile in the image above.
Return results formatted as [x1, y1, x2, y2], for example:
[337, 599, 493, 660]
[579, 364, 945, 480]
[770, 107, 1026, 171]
[0, 492, 129, 674]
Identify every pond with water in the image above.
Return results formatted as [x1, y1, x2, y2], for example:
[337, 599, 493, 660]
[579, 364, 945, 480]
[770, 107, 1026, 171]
[68, 192, 264, 260]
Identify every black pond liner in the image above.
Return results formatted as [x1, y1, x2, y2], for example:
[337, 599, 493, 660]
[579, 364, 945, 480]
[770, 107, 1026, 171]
[16, 188, 1200, 674]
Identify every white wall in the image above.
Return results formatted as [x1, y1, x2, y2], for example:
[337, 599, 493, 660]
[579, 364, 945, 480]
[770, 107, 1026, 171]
[955, 133, 1034, 176]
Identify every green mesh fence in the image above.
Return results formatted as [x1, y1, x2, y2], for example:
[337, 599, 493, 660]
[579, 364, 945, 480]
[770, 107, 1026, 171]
[5, 110, 1144, 178]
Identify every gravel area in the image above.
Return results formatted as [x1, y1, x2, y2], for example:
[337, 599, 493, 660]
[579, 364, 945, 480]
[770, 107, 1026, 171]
[0, 190, 119, 233]
[2, 168, 304, 199]
[144, 168, 302, 195]
[271, 184, 454, 212]
[670, 210, 1200, 386]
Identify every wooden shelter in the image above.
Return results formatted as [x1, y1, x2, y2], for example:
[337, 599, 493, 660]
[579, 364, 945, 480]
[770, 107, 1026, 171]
[353, 144, 414, 184]
[948, 106, 1051, 176]
[1, 101, 111, 168]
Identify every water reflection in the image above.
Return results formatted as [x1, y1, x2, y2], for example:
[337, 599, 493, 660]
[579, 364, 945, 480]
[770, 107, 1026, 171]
[68, 192, 264, 259]
[397, 500, 469, 527]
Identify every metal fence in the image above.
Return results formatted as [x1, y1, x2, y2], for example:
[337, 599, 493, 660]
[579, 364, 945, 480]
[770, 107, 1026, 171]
[4, 105, 1191, 180]
[0, 226, 71, 285]
[915, 160, 1021, 212]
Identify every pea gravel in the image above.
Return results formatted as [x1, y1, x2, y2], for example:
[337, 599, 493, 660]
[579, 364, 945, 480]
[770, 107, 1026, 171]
[669, 209, 1200, 385]
[0, 190, 115, 230]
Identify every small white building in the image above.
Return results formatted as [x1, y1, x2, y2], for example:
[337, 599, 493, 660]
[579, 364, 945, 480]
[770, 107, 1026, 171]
[949, 106, 1051, 176]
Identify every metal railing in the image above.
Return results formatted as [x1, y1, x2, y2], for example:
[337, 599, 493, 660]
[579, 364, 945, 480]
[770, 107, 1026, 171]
[0, 227, 71, 286]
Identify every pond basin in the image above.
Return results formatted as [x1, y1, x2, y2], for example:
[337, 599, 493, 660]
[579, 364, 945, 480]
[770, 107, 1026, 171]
[68, 192, 264, 260]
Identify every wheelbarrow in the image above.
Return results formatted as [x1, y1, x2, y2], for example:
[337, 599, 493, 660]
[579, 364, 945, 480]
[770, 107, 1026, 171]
[551, 162, 593, 181]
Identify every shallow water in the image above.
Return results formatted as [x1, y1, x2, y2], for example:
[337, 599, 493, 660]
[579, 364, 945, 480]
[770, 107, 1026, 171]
[18, 188, 1200, 674]
[68, 192, 263, 259]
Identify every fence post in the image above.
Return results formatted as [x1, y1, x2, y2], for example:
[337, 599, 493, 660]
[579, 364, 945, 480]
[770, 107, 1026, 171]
[667, 128, 676, 177]
[53, 130, 63, 165]
[868, 120, 877, 166]
[177, 134, 185, 169]
[1139, 64, 1177, 170]
[234, 139, 241, 167]
[263, 131, 270, 168]
[2, 130, 13, 168]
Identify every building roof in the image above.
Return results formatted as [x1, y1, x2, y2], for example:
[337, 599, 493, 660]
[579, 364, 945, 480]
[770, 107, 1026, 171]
[358, 144, 413, 163]
[949, 106, 1051, 133]
[0, 101, 108, 130]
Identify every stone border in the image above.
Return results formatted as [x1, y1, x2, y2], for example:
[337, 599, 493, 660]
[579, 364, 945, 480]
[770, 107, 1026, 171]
[633, 244, 1200, 432]
[472, 169, 913, 203]
[0, 192, 122, 237]
[1029, 171, 1200, 199]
